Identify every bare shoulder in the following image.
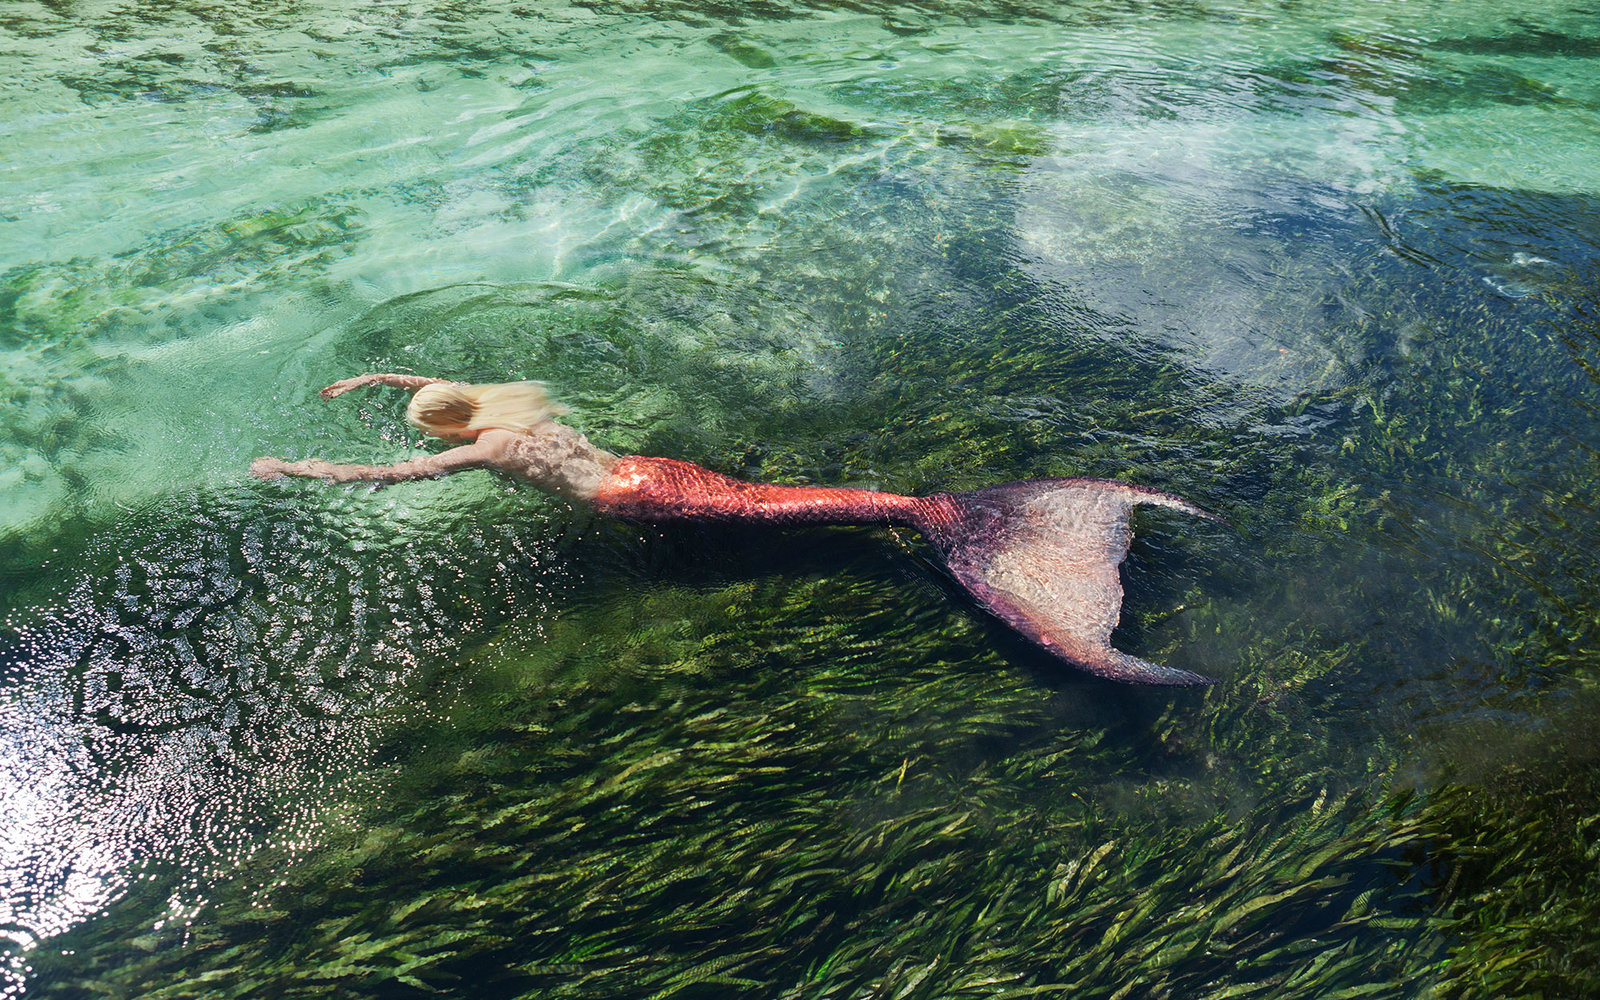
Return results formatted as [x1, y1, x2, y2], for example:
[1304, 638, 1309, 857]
[471, 427, 524, 459]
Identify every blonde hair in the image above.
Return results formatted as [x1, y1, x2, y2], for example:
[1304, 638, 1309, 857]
[406, 381, 566, 440]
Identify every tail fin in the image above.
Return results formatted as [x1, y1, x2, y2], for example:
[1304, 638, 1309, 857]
[922, 478, 1219, 686]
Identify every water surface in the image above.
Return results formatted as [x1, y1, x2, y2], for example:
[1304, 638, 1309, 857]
[3, 0, 1600, 996]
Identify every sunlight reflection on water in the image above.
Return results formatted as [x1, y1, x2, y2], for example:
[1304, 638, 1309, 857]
[0, 487, 572, 984]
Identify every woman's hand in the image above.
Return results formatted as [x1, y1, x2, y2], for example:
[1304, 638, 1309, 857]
[320, 375, 378, 398]
[251, 457, 291, 480]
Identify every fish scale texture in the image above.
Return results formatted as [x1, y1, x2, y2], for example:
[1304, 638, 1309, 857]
[592, 456, 956, 529]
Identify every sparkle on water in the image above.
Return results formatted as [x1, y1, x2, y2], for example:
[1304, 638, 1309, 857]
[3, 0, 1600, 996]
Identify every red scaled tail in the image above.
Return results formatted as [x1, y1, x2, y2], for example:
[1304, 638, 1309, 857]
[592, 456, 946, 527]
[592, 457, 1217, 686]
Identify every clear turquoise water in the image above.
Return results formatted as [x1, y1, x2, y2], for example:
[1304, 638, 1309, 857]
[3, 1, 1600, 996]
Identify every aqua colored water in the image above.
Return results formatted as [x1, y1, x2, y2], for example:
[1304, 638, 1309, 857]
[4, 1, 1600, 996]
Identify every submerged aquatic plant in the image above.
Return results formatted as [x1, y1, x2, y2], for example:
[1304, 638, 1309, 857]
[17, 167, 1600, 997]
[7, 2, 1600, 998]
[21, 561, 1443, 999]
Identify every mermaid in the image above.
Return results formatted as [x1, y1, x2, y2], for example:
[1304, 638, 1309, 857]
[252, 374, 1220, 686]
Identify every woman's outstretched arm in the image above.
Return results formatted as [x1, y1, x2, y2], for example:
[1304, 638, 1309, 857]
[320, 374, 450, 399]
[251, 442, 493, 485]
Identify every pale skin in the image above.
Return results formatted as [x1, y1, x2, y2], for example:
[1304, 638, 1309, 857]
[251, 374, 619, 502]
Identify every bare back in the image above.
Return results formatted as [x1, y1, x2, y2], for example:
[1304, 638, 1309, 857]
[474, 425, 618, 501]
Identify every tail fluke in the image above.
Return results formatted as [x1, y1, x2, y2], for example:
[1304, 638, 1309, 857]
[923, 478, 1219, 686]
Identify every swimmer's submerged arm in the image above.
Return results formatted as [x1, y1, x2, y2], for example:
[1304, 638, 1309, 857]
[320, 373, 450, 399]
[251, 442, 494, 485]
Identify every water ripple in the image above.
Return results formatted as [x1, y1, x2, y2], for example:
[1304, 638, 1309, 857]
[0, 486, 574, 956]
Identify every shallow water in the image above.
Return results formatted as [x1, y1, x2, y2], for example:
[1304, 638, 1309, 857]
[3, 0, 1600, 996]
